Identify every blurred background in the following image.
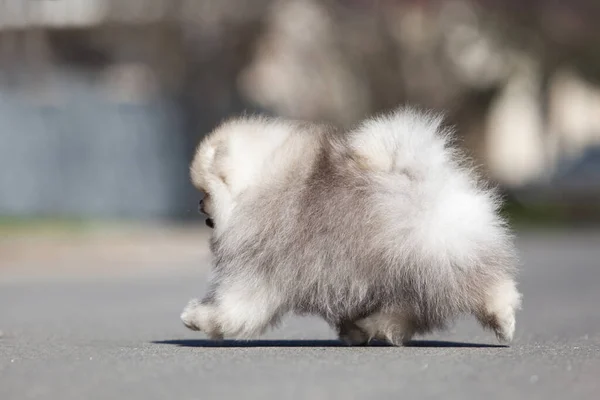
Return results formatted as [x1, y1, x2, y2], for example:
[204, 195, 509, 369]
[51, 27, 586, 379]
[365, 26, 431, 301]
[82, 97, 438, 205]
[1, 0, 600, 232]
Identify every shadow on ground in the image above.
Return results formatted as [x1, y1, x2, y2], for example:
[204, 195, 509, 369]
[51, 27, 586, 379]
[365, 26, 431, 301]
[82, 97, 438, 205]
[152, 339, 506, 348]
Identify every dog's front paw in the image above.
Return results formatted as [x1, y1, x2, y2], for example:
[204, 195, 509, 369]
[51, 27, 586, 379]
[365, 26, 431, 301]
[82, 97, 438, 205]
[180, 299, 202, 331]
[180, 299, 224, 339]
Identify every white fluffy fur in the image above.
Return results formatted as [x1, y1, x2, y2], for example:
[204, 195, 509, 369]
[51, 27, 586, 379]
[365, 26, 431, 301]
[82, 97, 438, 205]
[190, 117, 320, 236]
[183, 108, 522, 345]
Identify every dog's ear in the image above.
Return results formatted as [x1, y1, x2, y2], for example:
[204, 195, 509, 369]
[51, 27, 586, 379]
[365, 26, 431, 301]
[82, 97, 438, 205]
[190, 135, 222, 192]
[190, 148, 208, 191]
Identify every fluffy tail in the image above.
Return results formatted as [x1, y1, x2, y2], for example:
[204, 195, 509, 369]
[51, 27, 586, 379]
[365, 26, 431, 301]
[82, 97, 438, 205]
[348, 107, 519, 326]
[348, 107, 454, 175]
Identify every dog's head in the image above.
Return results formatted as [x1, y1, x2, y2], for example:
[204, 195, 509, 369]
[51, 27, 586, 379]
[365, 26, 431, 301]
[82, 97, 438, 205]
[190, 132, 226, 230]
[190, 117, 300, 231]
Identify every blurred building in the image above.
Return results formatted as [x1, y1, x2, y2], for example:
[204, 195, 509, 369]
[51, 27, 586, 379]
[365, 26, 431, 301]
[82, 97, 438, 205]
[0, 0, 599, 220]
[0, 0, 264, 219]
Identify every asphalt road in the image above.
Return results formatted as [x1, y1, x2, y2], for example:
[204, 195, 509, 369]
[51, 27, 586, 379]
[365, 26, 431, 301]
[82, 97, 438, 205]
[1, 229, 599, 399]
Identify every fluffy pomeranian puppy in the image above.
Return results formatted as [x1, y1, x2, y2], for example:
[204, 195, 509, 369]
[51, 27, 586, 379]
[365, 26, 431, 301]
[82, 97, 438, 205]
[181, 107, 522, 346]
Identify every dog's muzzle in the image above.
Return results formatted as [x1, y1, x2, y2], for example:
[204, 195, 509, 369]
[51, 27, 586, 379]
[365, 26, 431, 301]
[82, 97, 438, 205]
[198, 199, 214, 229]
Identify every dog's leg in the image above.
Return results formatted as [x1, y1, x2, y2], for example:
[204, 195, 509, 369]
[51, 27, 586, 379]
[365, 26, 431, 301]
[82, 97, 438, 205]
[474, 277, 522, 343]
[355, 312, 416, 346]
[181, 279, 285, 339]
[336, 320, 370, 346]
[180, 297, 224, 339]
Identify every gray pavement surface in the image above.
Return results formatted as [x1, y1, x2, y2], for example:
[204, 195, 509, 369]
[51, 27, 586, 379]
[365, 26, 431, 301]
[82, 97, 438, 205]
[1, 229, 599, 399]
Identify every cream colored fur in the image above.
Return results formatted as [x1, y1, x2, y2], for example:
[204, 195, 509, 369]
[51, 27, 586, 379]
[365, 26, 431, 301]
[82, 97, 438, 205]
[182, 108, 522, 345]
